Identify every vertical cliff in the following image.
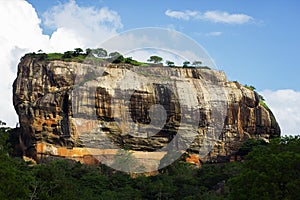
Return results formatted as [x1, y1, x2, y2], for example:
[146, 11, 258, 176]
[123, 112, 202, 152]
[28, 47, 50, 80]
[13, 54, 280, 164]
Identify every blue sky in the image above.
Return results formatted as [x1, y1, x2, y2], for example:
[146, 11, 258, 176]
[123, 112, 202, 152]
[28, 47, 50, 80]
[1, 0, 300, 135]
[26, 0, 300, 90]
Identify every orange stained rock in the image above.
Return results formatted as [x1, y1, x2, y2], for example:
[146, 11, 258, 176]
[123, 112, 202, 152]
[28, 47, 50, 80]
[186, 154, 201, 166]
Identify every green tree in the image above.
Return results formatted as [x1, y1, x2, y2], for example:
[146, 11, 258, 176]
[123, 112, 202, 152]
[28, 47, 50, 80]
[108, 51, 123, 63]
[124, 57, 143, 66]
[244, 84, 256, 91]
[228, 136, 300, 200]
[111, 55, 125, 63]
[0, 155, 34, 200]
[93, 48, 107, 58]
[147, 55, 163, 64]
[100, 190, 119, 200]
[73, 48, 83, 56]
[192, 60, 202, 67]
[237, 139, 267, 158]
[85, 48, 93, 56]
[166, 60, 175, 67]
[0, 123, 34, 200]
[109, 51, 121, 58]
[62, 51, 74, 58]
[32, 160, 81, 200]
[183, 61, 190, 67]
[0, 121, 11, 155]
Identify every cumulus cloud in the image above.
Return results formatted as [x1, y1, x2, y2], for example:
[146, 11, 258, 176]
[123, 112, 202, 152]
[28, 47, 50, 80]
[165, 10, 199, 20]
[0, 0, 122, 126]
[43, 0, 122, 51]
[202, 11, 253, 24]
[165, 9, 253, 24]
[260, 89, 300, 136]
[0, 0, 50, 126]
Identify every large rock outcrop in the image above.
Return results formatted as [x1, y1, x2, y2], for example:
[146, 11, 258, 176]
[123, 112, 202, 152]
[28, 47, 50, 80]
[13, 54, 280, 165]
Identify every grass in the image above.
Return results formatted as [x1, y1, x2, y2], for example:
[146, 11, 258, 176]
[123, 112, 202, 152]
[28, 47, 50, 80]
[46, 53, 63, 60]
[244, 84, 256, 91]
[260, 99, 270, 111]
[125, 59, 146, 66]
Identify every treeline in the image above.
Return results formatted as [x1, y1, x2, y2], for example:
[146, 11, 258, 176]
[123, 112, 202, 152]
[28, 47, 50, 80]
[24, 48, 145, 66]
[1, 125, 300, 199]
[24, 48, 210, 68]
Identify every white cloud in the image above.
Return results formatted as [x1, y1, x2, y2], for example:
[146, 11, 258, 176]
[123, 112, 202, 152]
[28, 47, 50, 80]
[202, 11, 253, 24]
[165, 9, 199, 20]
[43, 0, 122, 51]
[260, 89, 300, 136]
[0, 0, 50, 127]
[165, 9, 253, 25]
[0, 0, 122, 126]
[48, 27, 84, 52]
[206, 32, 222, 36]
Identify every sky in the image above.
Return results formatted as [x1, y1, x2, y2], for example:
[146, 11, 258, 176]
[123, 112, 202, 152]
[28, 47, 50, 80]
[0, 0, 300, 135]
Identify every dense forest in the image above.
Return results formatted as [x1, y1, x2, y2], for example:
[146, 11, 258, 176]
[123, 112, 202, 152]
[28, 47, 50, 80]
[0, 124, 300, 199]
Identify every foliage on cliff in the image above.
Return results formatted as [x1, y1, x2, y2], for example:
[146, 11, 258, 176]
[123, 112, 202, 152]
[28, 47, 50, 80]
[24, 48, 146, 66]
[24, 49, 212, 68]
[0, 124, 299, 200]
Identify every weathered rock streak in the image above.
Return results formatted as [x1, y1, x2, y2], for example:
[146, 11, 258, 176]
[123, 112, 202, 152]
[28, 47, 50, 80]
[13, 55, 280, 163]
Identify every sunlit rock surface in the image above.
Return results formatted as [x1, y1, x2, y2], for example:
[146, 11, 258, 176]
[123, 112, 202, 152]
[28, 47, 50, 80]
[13, 55, 280, 165]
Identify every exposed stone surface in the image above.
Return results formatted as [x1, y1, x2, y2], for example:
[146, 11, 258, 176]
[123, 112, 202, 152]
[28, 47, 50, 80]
[13, 55, 280, 164]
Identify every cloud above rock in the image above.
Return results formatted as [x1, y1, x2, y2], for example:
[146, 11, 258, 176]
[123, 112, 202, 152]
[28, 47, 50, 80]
[165, 9, 254, 24]
[260, 89, 300, 135]
[0, 0, 122, 126]
[43, 0, 123, 51]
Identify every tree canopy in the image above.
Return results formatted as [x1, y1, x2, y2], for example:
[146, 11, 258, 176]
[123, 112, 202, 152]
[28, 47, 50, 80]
[192, 60, 202, 67]
[147, 55, 163, 64]
[228, 136, 300, 200]
[166, 60, 175, 67]
[93, 48, 108, 58]
[0, 125, 300, 200]
[183, 61, 190, 67]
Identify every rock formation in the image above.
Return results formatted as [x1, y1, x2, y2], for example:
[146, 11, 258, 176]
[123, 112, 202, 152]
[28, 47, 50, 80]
[13, 54, 280, 168]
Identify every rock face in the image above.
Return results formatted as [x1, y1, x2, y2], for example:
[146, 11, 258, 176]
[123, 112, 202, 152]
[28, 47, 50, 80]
[13, 54, 280, 163]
